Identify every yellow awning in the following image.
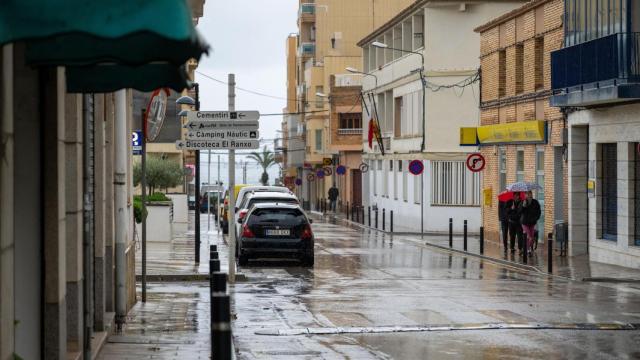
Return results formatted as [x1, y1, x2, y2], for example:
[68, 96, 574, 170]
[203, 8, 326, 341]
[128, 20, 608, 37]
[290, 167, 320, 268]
[460, 121, 547, 146]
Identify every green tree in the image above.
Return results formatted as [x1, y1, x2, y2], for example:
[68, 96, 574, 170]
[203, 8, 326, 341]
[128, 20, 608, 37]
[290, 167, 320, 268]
[247, 146, 275, 186]
[133, 155, 184, 194]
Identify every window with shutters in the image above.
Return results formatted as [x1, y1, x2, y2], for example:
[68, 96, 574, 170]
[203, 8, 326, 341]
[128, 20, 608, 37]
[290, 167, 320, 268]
[602, 143, 618, 241]
[516, 148, 525, 182]
[431, 161, 481, 206]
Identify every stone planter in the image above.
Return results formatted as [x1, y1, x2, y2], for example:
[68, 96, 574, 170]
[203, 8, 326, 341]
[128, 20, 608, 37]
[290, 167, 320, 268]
[135, 201, 173, 242]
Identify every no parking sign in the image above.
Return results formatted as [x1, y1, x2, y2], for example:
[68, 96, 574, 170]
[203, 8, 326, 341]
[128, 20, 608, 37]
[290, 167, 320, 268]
[466, 153, 485, 173]
[408, 160, 424, 175]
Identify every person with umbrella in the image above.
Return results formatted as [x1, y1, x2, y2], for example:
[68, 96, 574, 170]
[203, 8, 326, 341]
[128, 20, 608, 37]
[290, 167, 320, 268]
[520, 190, 541, 256]
[498, 190, 525, 253]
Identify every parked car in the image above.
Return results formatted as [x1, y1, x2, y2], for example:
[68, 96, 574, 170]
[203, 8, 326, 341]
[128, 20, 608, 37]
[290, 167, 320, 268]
[219, 184, 249, 234]
[234, 185, 292, 212]
[200, 191, 221, 215]
[237, 203, 314, 267]
[235, 192, 299, 237]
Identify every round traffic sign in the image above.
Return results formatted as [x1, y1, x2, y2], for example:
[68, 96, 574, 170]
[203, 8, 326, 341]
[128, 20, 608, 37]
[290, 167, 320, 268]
[316, 170, 325, 179]
[307, 174, 315, 182]
[336, 165, 347, 175]
[359, 162, 369, 173]
[323, 167, 332, 176]
[408, 160, 424, 175]
[466, 153, 486, 173]
[295, 178, 302, 186]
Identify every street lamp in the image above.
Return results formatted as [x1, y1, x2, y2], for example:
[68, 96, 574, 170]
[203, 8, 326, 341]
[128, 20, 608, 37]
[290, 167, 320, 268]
[176, 83, 201, 263]
[346, 66, 378, 89]
[371, 41, 426, 235]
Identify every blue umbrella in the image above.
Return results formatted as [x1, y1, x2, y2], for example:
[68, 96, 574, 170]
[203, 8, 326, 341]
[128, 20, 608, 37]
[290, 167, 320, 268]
[506, 181, 542, 192]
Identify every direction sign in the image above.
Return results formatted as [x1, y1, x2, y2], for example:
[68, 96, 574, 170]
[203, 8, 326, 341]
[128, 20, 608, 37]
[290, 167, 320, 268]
[408, 160, 424, 176]
[185, 120, 259, 131]
[175, 139, 260, 150]
[186, 111, 260, 122]
[186, 129, 259, 140]
[466, 153, 486, 173]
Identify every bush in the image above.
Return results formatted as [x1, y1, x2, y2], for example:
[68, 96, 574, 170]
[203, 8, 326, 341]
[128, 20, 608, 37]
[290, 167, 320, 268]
[133, 155, 184, 194]
[133, 197, 147, 224]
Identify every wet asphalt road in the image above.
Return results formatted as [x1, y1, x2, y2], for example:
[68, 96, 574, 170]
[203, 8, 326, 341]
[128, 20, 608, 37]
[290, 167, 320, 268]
[232, 215, 640, 359]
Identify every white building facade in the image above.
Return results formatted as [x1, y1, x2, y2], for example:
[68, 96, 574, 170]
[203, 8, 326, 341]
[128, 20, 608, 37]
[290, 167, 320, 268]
[358, 0, 526, 233]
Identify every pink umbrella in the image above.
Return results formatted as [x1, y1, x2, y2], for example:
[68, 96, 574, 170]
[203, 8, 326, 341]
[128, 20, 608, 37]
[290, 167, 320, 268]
[498, 191, 525, 202]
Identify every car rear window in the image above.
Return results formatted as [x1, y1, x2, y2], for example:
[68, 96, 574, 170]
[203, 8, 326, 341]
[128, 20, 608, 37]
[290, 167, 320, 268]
[248, 208, 305, 223]
[247, 198, 297, 209]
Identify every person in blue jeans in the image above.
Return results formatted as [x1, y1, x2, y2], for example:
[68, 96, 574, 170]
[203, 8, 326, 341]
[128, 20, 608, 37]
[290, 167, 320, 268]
[328, 184, 339, 212]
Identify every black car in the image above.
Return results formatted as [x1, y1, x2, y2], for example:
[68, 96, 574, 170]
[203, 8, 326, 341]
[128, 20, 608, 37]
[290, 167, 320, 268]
[237, 203, 314, 267]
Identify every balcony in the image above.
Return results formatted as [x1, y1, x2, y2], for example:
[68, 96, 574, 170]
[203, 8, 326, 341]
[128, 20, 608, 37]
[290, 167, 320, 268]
[338, 128, 363, 135]
[298, 42, 315, 58]
[551, 33, 640, 107]
[298, 3, 315, 23]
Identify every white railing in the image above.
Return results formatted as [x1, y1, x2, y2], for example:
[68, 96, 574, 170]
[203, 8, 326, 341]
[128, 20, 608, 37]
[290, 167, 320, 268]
[338, 128, 363, 135]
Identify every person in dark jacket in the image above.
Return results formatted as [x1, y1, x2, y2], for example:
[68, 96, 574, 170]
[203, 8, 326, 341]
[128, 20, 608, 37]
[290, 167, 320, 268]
[498, 200, 510, 252]
[520, 190, 541, 255]
[507, 193, 522, 253]
[328, 184, 339, 212]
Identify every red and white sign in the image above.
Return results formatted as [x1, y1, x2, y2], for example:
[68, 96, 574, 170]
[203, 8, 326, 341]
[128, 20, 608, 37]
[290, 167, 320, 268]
[466, 153, 486, 172]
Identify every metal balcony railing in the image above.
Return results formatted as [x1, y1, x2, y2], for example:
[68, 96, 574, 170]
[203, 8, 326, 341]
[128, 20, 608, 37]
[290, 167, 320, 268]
[299, 3, 315, 15]
[338, 128, 363, 135]
[298, 42, 315, 57]
[552, 32, 640, 90]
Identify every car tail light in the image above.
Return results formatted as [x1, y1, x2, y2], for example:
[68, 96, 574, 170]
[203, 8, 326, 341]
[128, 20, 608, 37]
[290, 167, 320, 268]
[241, 224, 255, 238]
[224, 199, 228, 206]
[301, 224, 313, 240]
[238, 209, 248, 220]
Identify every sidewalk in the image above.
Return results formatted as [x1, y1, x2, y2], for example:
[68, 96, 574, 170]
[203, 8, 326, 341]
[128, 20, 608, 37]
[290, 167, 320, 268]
[98, 213, 232, 360]
[320, 211, 640, 284]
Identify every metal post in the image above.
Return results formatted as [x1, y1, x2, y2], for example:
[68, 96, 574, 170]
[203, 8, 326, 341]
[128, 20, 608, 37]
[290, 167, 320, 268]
[217, 155, 221, 233]
[141, 109, 147, 302]
[368, 206, 371, 227]
[194, 83, 201, 264]
[548, 233, 553, 273]
[390, 211, 393, 233]
[382, 209, 386, 231]
[421, 164, 424, 235]
[480, 226, 484, 255]
[449, 218, 453, 248]
[346, 201, 350, 220]
[114, 89, 128, 328]
[228, 74, 237, 283]
[463, 220, 468, 251]
[212, 294, 232, 360]
[82, 94, 95, 358]
[208, 149, 211, 231]
[212, 272, 227, 293]
[375, 209, 378, 229]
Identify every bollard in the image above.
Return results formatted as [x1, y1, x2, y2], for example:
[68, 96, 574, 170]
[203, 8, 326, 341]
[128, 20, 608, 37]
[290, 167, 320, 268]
[375, 209, 378, 229]
[368, 206, 371, 227]
[548, 233, 553, 273]
[212, 272, 227, 293]
[382, 209, 386, 231]
[390, 211, 394, 233]
[449, 218, 453, 248]
[463, 220, 468, 251]
[210, 245, 217, 253]
[210, 259, 220, 272]
[211, 293, 232, 360]
[346, 201, 350, 220]
[210, 251, 219, 260]
[479, 227, 484, 255]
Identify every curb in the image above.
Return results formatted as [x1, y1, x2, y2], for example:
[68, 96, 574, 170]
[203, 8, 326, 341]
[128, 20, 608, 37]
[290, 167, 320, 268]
[136, 273, 248, 282]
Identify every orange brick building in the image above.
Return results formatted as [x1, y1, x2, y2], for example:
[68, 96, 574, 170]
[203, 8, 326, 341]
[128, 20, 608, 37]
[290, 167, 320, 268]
[474, 0, 567, 244]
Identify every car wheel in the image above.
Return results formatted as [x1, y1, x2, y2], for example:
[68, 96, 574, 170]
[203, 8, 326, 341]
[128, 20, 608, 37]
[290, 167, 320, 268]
[301, 255, 314, 267]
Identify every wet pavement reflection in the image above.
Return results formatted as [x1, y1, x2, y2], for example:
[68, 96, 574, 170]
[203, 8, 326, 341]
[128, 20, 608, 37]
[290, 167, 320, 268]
[233, 216, 640, 359]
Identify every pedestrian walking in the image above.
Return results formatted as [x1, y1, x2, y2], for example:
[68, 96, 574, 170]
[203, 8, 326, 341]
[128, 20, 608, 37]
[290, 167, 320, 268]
[328, 184, 339, 212]
[520, 190, 541, 256]
[498, 200, 510, 253]
[507, 193, 523, 253]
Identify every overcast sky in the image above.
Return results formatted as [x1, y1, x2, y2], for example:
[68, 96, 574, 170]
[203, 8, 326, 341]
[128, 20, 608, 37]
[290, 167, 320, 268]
[193, 0, 298, 183]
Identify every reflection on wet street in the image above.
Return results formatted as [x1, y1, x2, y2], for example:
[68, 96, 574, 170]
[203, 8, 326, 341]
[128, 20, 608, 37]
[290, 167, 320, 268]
[233, 216, 640, 359]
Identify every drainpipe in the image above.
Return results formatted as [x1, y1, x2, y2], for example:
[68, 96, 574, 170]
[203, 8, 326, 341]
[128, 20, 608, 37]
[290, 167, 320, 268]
[114, 89, 128, 328]
[82, 94, 94, 359]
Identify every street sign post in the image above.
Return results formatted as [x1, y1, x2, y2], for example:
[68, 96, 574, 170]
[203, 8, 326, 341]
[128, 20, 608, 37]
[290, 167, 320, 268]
[175, 139, 260, 150]
[466, 153, 486, 172]
[186, 110, 260, 122]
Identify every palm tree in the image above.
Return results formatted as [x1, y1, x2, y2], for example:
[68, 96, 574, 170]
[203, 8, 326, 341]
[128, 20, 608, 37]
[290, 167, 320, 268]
[247, 146, 275, 185]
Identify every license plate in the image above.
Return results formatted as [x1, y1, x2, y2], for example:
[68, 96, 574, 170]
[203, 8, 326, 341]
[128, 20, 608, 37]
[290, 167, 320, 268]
[266, 229, 290, 236]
